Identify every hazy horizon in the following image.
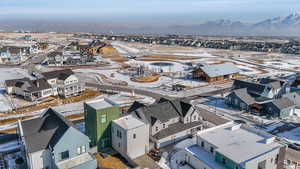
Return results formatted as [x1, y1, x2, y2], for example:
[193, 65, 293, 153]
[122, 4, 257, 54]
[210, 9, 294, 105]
[1, 0, 300, 25]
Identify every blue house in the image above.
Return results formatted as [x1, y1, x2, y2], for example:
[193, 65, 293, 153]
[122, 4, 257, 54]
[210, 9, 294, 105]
[18, 108, 97, 169]
[263, 97, 296, 118]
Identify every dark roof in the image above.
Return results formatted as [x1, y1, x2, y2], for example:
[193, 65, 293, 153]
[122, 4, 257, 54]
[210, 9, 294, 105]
[48, 51, 63, 58]
[127, 101, 146, 113]
[20, 108, 73, 153]
[152, 121, 202, 140]
[42, 69, 74, 80]
[129, 98, 193, 125]
[232, 88, 256, 105]
[5, 78, 51, 92]
[259, 78, 282, 89]
[233, 80, 270, 97]
[270, 98, 296, 110]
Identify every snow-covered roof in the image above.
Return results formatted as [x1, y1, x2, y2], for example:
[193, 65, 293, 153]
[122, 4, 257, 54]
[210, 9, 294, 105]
[200, 63, 240, 78]
[113, 114, 145, 130]
[197, 122, 283, 165]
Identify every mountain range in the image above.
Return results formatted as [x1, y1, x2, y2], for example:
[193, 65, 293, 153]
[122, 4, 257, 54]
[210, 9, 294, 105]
[1, 13, 300, 36]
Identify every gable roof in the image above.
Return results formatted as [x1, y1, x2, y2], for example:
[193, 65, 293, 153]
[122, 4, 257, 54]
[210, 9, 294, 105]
[270, 98, 296, 110]
[232, 88, 256, 105]
[129, 98, 193, 125]
[5, 78, 51, 92]
[20, 108, 74, 153]
[259, 78, 282, 89]
[199, 63, 240, 78]
[41, 69, 74, 80]
[233, 80, 270, 97]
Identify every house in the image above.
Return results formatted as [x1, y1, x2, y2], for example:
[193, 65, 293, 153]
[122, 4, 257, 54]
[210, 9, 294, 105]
[283, 90, 300, 108]
[112, 114, 149, 160]
[233, 80, 275, 98]
[128, 98, 203, 148]
[41, 69, 84, 98]
[0, 46, 31, 63]
[5, 78, 53, 101]
[262, 97, 296, 118]
[225, 88, 256, 111]
[48, 52, 64, 66]
[17, 108, 97, 169]
[192, 63, 240, 82]
[183, 122, 285, 169]
[84, 99, 120, 152]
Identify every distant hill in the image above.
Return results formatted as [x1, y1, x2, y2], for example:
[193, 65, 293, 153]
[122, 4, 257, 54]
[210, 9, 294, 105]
[1, 13, 300, 36]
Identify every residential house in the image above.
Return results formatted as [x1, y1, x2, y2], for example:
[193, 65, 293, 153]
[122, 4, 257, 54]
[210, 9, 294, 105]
[225, 88, 256, 111]
[18, 108, 97, 169]
[233, 80, 275, 98]
[48, 52, 64, 66]
[184, 122, 286, 169]
[112, 114, 149, 160]
[0, 46, 31, 63]
[262, 97, 296, 118]
[128, 98, 203, 148]
[41, 69, 84, 98]
[283, 90, 300, 108]
[192, 63, 240, 82]
[5, 78, 53, 101]
[84, 99, 120, 152]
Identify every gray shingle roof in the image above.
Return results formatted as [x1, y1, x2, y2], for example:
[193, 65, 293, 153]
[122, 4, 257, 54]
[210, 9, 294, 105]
[5, 78, 51, 92]
[233, 80, 270, 97]
[21, 108, 73, 153]
[200, 63, 240, 78]
[129, 98, 193, 125]
[152, 121, 202, 140]
[42, 69, 74, 80]
[271, 98, 296, 110]
[233, 88, 256, 105]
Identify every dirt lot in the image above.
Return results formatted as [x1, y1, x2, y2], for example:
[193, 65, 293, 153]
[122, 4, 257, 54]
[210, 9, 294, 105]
[95, 153, 128, 169]
[131, 74, 161, 83]
[100, 46, 129, 62]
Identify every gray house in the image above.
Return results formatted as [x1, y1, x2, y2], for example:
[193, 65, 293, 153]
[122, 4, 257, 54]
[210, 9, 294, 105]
[225, 88, 256, 111]
[263, 97, 296, 119]
[18, 108, 97, 169]
[128, 98, 203, 148]
[233, 80, 275, 98]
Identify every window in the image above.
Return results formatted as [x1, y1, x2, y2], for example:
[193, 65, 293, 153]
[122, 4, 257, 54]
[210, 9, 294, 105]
[133, 134, 136, 139]
[210, 147, 214, 153]
[156, 126, 158, 131]
[60, 151, 69, 161]
[101, 114, 107, 123]
[194, 115, 197, 120]
[163, 124, 166, 128]
[201, 141, 204, 147]
[117, 130, 122, 138]
[118, 142, 121, 147]
[222, 158, 226, 164]
[77, 145, 86, 155]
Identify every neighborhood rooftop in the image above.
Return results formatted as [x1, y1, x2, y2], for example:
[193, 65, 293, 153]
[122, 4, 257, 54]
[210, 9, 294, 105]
[113, 114, 145, 130]
[197, 122, 283, 165]
[200, 63, 240, 78]
[85, 98, 118, 110]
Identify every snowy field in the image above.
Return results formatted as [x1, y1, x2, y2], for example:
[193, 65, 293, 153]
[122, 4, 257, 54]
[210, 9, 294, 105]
[0, 68, 32, 87]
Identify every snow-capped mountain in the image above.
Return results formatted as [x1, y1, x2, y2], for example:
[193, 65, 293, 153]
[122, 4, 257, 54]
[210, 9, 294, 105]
[255, 13, 300, 27]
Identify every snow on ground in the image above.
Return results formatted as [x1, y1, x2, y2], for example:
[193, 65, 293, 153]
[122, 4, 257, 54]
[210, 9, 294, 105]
[0, 68, 32, 87]
[125, 60, 185, 73]
[111, 42, 141, 54]
[75, 67, 204, 88]
[0, 89, 13, 112]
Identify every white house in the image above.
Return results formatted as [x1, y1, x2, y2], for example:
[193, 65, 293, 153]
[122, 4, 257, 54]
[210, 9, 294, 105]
[112, 115, 149, 160]
[183, 122, 286, 169]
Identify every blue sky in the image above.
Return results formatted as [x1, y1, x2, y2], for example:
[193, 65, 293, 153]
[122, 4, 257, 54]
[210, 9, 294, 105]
[0, 0, 300, 25]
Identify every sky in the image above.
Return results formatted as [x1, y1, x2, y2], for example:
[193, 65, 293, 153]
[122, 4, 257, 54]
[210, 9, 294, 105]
[0, 0, 300, 25]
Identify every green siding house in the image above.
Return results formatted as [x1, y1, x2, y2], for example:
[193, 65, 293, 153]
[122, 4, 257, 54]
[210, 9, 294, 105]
[84, 99, 120, 152]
